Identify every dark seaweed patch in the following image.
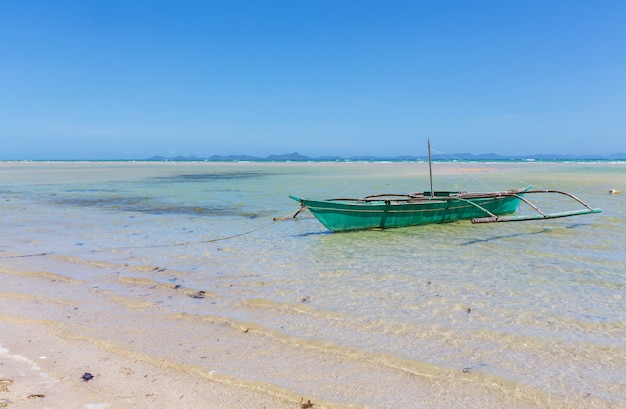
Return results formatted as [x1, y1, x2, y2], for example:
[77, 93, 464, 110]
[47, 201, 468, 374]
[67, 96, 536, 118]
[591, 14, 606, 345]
[54, 196, 257, 217]
[151, 172, 270, 182]
[65, 188, 122, 193]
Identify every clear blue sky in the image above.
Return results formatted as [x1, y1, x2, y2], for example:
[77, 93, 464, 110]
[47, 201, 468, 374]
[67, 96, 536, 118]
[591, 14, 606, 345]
[1, 1, 625, 159]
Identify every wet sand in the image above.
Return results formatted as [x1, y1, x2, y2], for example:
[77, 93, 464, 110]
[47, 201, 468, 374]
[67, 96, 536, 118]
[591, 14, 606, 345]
[3, 255, 616, 409]
[0, 259, 300, 409]
[1, 321, 309, 409]
[0, 323, 296, 409]
[0, 256, 544, 409]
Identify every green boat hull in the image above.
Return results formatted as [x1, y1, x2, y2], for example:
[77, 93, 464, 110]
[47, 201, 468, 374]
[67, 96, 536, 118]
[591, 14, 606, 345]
[290, 192, 524, 232]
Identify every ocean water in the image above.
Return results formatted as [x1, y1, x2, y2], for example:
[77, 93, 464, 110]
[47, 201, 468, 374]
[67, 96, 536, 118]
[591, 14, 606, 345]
[1, 161, 624, 408]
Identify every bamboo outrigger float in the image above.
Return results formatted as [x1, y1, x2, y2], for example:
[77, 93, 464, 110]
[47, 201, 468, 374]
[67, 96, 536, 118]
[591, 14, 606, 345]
[288, 141, 601, 232]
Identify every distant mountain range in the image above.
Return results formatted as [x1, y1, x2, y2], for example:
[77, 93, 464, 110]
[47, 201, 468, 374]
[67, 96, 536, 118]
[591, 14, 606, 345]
[146, 152, 626, 162]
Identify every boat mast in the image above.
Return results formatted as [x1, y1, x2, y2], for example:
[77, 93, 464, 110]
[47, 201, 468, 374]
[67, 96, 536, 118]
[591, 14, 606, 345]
[428, 139, 434, 198]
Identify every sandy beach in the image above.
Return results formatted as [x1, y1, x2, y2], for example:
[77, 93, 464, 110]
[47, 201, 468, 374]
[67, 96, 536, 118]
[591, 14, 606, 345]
[0, 260, 303, 409]
[0, 256, 564, 409]
[2, 251, 620, 409]
[1, 330, 294, 408]
[0, 323, 297, 409]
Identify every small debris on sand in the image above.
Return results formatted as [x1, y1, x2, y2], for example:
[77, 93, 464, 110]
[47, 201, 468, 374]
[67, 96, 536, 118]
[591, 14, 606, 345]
[0, 378, 13, 392]
[189, 290, 206, 299]
[300, 398, 314, 408]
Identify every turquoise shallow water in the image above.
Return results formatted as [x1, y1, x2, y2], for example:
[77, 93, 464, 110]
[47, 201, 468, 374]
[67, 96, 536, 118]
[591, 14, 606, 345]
[0, 161, 624, 408]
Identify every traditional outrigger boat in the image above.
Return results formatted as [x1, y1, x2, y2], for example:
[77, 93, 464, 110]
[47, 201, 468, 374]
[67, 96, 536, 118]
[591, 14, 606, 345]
[288, 141, 601, 232]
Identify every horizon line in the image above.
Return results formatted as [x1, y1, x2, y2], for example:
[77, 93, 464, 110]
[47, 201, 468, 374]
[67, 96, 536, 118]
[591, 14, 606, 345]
[3, 151, 626, 162]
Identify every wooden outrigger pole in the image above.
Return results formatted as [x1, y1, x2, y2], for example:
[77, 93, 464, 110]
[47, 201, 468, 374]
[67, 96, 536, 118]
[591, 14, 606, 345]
[470, 189, 602, 223]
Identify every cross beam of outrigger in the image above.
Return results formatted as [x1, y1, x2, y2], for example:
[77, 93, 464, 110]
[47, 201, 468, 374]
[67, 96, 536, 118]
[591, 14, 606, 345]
[448, 188, 602, 223]
[467, 189, 601, 223]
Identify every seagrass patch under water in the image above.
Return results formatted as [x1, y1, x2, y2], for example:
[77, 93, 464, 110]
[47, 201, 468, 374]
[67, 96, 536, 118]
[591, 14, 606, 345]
[149, 171, 272, 182]
[52, 196, 262, 217]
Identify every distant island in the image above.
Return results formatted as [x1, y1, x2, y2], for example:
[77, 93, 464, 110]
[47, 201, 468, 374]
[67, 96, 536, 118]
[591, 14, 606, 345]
[146, 152, 626, 162]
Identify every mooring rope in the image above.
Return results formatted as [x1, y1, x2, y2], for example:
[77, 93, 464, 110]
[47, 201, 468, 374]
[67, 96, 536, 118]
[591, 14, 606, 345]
[0, 208, 305, 259]
[144, 209, 303, 248]
[0, 253, 50, 259]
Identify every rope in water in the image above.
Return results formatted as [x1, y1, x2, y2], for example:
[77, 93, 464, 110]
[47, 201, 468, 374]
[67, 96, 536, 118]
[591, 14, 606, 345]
[145, 207, 304, 248]
[0, 208, 305, 259]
